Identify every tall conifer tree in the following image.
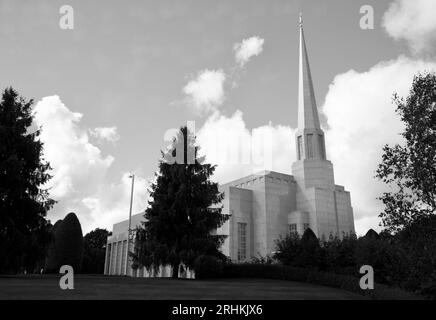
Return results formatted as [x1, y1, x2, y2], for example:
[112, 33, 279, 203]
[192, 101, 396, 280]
[0, 87, 54, 273]
[133, 126, 228, 278]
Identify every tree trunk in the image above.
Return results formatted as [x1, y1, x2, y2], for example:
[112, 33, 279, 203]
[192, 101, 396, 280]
[172, 263, 179, 279]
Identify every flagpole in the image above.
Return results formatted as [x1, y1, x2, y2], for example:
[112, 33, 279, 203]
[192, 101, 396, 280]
[125, 173, 135, 276]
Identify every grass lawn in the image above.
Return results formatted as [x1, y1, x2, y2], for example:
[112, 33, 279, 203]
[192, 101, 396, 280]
[0, 274, 364, 300]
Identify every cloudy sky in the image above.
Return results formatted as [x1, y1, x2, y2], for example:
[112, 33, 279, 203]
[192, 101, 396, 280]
[1, 0, 436, 235]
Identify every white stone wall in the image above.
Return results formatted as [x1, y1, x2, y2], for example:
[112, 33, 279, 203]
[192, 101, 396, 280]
[292, 184, 355, 239]
[334, 187, 355, 236]
[292, 159, 335, 190]
[288, 210, 310, 234]
[219, 171, 297, 260]
[291, 156, 355, 239]
[313, 187, 338, 240]
[264, 175, 296, 256]
[105, 231, 134, 276]
[112, 212, 144, 235]
[249, 176, 267, 258]
[295, 186, 318, 234]
[225, 187, 253, 262]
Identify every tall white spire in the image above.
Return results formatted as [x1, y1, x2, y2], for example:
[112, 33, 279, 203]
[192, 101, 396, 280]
[294, 14, 327, 163]
[292, 15, 353, 241]
[298, 13, 320, 130]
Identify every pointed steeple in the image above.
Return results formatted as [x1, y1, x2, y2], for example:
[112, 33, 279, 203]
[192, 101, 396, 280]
[294, 14, 327, 163]
[298, 13, 320, 130]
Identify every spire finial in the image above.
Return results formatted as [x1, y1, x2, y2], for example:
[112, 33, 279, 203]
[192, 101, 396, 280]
[299, 12, 303, 28]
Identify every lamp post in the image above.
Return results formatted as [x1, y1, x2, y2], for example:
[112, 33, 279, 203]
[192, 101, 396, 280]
[125, 173, 135, 276]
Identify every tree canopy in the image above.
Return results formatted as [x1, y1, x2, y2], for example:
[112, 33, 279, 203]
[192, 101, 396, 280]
[82, 228, 111, 274]
[0, 87, 54, 273]
[45, 212, 83, 273]
[376, 72, 436, 233]
[133, 126, 229, 278]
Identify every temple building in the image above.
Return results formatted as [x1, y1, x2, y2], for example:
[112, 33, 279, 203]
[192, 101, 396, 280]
[217, 16, 354, 262]
[104, 16, 355, 276]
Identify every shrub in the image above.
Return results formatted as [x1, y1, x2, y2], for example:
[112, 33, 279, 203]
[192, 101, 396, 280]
[355, 235, 409, 286]
[274, 232, 300, 265]
[250, 254, 275, 264]
[395, 215, 436, 297]
[194, 255, 224, 279]
[323, 233, 357, 275]
[44, 219, 63, 272]
[273, 221, 436, 298]
[420, 273, 436, 299]
[274, 228, 325, 270]
[298, 228, 325, 269]
[81, 228, 110, 274]
[45, 212, 83, 273]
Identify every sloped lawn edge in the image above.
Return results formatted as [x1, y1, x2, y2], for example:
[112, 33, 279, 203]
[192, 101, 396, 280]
[221, 264, 423, 300]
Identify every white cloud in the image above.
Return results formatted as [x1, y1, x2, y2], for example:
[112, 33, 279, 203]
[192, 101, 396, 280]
[383, 0, 436, 54]
[175, 36, 264, 115]
[90, 126, 120, 144]
[196, 55, 436, 236]
[197, 110, 295, 184]
[234, 36, 265, 67]
[181, 69, 226, 115]
[33, 96, 114, 200]
[33, 96, 148, 233]
[322, 56, 436, 235]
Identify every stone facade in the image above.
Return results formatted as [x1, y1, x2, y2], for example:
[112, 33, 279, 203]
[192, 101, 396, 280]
[217, 171, 298, 261]
[217, 169, 354, 262]
[215, 16, 355, 262]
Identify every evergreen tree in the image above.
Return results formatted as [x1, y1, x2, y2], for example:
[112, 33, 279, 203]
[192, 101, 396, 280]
[297, 228, 324, 269]
[133, 126, 228, 278]
[376, 72, 436, 233]
[45, 213, 84, 273]
[0, 87, 54, 273]
[45, 219, 63, 272]
[275, 229, 325, 269]
[82, 228, 111, 274]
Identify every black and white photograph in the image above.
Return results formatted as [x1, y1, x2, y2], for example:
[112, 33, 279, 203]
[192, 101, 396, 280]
[0, 0, 435, 309]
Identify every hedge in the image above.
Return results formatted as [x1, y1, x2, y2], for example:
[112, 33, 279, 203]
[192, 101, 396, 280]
[45, 213, 83, 273]
[222, 264, 423, 300]
[194, 255, 224, 279]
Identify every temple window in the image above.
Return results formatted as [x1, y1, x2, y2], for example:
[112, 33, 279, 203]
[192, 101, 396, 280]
[307, 134, 314, 158]
[237, 223, 247, 262]
[297, 136, 303, 160]
[319, 134, 326, 159]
